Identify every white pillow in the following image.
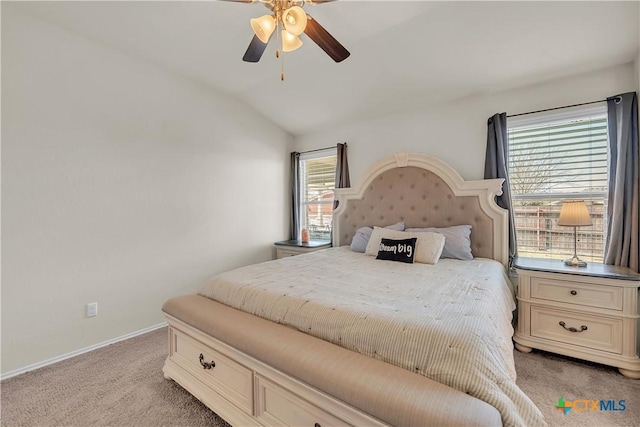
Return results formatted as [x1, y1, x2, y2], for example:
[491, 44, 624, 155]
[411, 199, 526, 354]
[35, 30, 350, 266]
[365, 227, 408, 256]
[350, 221, 405, 253]
[410, 232, 446, 264]
[366, 228, 445, 264]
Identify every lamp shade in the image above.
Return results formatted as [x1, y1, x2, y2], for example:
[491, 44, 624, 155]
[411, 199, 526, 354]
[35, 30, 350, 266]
[282, 6, 307, 36]
[281, 30, 303, 52]
[251, 15, 276, 43]
[557, 200, 593, 227]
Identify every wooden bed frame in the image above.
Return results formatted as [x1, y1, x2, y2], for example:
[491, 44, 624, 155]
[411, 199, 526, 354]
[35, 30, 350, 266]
[162, 152, 509, 426]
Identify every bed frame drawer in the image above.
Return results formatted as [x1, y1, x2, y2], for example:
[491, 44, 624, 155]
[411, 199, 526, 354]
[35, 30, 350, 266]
[530, 306, 623, 354]
[530, 277, 623, 311]
[255, 374, 352, 427]
[170, 328, 253, 414]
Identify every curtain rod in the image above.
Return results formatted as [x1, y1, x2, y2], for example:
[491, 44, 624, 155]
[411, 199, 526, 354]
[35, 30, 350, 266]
[507, 99, 607, 118]
[298, 143, 346, 155]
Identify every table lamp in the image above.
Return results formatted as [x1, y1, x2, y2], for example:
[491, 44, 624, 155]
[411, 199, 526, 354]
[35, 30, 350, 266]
[557, 200, 592, 267]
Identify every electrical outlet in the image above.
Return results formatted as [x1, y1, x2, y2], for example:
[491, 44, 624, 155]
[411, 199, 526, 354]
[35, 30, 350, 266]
[86, 302, 98, 318]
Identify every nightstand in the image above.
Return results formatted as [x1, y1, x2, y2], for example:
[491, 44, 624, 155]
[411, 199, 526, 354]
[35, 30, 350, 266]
[273, 240, 331, 259]
[513, 257, 640, 379]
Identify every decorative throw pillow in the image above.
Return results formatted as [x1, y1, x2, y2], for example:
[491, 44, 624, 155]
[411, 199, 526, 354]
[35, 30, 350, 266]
[376, 238, 417, 263]
[409, 232, 446, 264]
[365, 227, 408, 256]
[406, 225, 473, 260]
[351, 221, 405, 253]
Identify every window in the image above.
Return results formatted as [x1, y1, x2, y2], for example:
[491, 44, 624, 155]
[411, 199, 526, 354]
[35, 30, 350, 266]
[299, 148, 337, 241]
[507, 104, 608, 262]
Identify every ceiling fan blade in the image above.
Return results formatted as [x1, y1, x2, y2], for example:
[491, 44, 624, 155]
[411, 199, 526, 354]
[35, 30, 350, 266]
[303, 15, 350, 62]
[242, 35, 268, 62]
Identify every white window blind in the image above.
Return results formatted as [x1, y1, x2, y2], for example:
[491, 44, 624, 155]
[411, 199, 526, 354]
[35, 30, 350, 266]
[299, 149, 336, 241]
[507, 105, 608, 261]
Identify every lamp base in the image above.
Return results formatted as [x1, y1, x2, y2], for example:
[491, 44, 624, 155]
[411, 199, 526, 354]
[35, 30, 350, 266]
[563, 256, 587, 267]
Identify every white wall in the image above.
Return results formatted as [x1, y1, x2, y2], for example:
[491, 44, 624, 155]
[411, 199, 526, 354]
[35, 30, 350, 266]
[296, 63, 636, 184]
[1, 6, 292, 374]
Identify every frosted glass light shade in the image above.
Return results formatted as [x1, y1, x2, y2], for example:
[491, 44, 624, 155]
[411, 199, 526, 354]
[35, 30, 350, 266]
[282, 6, 307, 36]
[251, 15, 276, 43]
[282, 30, 303, 52]
[558, 201, 593, 226]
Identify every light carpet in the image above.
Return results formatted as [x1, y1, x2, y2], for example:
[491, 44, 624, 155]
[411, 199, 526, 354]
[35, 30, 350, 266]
[1, 327, 639, 426]
[514, 347, 639, 426]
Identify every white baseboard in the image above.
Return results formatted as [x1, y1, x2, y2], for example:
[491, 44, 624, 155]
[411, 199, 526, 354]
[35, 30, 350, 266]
[1, 322, 167, 380]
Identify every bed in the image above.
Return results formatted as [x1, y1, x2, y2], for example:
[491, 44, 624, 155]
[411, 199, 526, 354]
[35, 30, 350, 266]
[162, 152, 546, 426]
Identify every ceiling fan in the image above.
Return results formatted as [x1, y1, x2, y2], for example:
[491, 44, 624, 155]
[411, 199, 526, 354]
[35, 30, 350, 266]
[223, 0, 350, 73]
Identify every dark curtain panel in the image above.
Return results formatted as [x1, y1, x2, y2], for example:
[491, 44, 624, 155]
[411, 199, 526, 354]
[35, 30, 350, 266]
[604, 92, 639, 272]
[290, 151, 301, 241]
[334, 143, 351, 210]
[484, 112, 518, 266]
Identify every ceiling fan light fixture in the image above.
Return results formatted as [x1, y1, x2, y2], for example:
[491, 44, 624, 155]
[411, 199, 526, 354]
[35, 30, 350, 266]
[239, 0, 350, 72]
[282, 6, 307, 36]
[250, 14, 276, 43]
[281, 29, 303, 52]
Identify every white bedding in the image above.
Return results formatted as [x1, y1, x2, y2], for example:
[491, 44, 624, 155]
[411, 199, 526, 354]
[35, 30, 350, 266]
[198, 247, 545, 426]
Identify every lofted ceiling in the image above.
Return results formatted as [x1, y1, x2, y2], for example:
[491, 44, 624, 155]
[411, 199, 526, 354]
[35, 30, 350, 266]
[8, 1, 640, 136]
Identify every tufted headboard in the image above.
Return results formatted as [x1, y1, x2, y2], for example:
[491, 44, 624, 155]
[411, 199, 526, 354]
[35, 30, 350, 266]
[332, 153, 509, 267]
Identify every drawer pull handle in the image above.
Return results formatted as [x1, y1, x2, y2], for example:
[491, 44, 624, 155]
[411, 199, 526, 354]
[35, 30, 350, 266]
[559, 321, 587, 333]
[570, 290, 577, 296]
[199, 353, 215, 369]
[314, 424, 321, 427]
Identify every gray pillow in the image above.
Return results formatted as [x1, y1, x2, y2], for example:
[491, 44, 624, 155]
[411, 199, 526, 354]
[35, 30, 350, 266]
[405, 225, 473, 260]
[350, 221, 405, 253]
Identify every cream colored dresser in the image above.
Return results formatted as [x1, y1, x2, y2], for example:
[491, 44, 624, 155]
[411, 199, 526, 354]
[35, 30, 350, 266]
[513, 257, 640, 379]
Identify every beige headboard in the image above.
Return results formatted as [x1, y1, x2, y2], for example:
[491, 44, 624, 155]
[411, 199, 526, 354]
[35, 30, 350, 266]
[333, 153, 508, 267]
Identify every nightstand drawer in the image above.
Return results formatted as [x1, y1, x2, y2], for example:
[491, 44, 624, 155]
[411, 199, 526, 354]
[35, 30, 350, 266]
[275, 248, 298, 259]
[530, 278, 623, 311]
[531, 306, 623, 354]
[274, 240, 331, 260]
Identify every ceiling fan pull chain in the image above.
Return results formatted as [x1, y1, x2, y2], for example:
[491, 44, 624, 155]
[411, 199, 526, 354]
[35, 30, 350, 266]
[275, 18, 281, 59]
[281, 46, 285, 81]
[277, 18, 285, 81]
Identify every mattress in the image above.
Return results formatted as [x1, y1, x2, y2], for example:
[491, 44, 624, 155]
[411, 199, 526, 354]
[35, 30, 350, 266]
[198, 247, 545, 426]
